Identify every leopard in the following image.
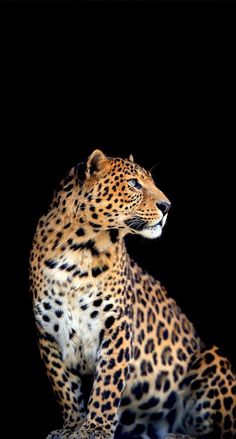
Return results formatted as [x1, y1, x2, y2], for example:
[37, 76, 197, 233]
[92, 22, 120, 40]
[30, 149, 236, 439]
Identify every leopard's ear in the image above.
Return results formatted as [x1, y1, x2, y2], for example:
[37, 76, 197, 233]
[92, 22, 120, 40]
[86, 149, 108, 178]
[129, 154, 134, 162]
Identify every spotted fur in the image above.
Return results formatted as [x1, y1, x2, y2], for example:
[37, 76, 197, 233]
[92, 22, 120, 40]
[30, 150, 236, 439]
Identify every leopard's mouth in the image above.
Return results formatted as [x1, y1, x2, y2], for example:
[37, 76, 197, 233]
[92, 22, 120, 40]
[145, 214, 168, 230]
[124, 214, 168, 239]
[145, 222, 162, 231]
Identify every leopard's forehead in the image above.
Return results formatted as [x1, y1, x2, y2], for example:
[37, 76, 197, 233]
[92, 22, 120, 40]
[108, 157, 152, 180]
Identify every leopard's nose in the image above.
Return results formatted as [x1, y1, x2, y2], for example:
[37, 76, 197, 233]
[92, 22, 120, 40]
[157, 200, 171, 215]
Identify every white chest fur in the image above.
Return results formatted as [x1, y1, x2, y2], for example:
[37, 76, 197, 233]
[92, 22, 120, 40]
[62, 287, 103, 373]
[37, 276, 115, 375]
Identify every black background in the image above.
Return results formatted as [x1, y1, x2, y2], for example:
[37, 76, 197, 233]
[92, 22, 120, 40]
[2, 2, 235, 438]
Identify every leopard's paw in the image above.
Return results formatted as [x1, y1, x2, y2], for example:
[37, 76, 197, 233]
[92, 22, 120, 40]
[46, 429, 73, 439]
[69, 426, 113, 439]
[70, 435, 111, 439]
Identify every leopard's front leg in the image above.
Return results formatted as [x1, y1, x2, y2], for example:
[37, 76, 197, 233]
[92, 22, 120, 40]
[70, 318, 132, 439]
[38, 335, 86, 439]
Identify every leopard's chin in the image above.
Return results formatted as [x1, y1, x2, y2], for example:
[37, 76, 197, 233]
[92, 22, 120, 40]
[139, 222, 163, 239]
[139, 214, 168, 239]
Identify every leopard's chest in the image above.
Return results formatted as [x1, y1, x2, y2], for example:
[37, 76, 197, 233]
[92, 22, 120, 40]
[37, 280, 113, 374]
[65, 292, 103, 374]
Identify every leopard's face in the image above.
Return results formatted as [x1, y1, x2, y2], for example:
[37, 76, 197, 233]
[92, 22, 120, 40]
[81, 150, 171, 239]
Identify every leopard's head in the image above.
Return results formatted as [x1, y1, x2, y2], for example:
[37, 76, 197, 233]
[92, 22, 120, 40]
[79, 149, 171, 239]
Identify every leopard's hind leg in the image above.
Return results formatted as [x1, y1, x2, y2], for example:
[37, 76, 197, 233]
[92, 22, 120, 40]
[181, 346, 236, 438]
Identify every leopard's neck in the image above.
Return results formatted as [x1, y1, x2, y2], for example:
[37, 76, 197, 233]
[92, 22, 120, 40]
[35, 208, 130, 286]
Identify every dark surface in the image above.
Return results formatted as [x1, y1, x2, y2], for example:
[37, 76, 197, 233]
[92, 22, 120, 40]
[3, 1, 235, 438]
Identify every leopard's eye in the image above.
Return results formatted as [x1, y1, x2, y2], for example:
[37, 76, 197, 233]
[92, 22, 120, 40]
[128, 179, 142, 189]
